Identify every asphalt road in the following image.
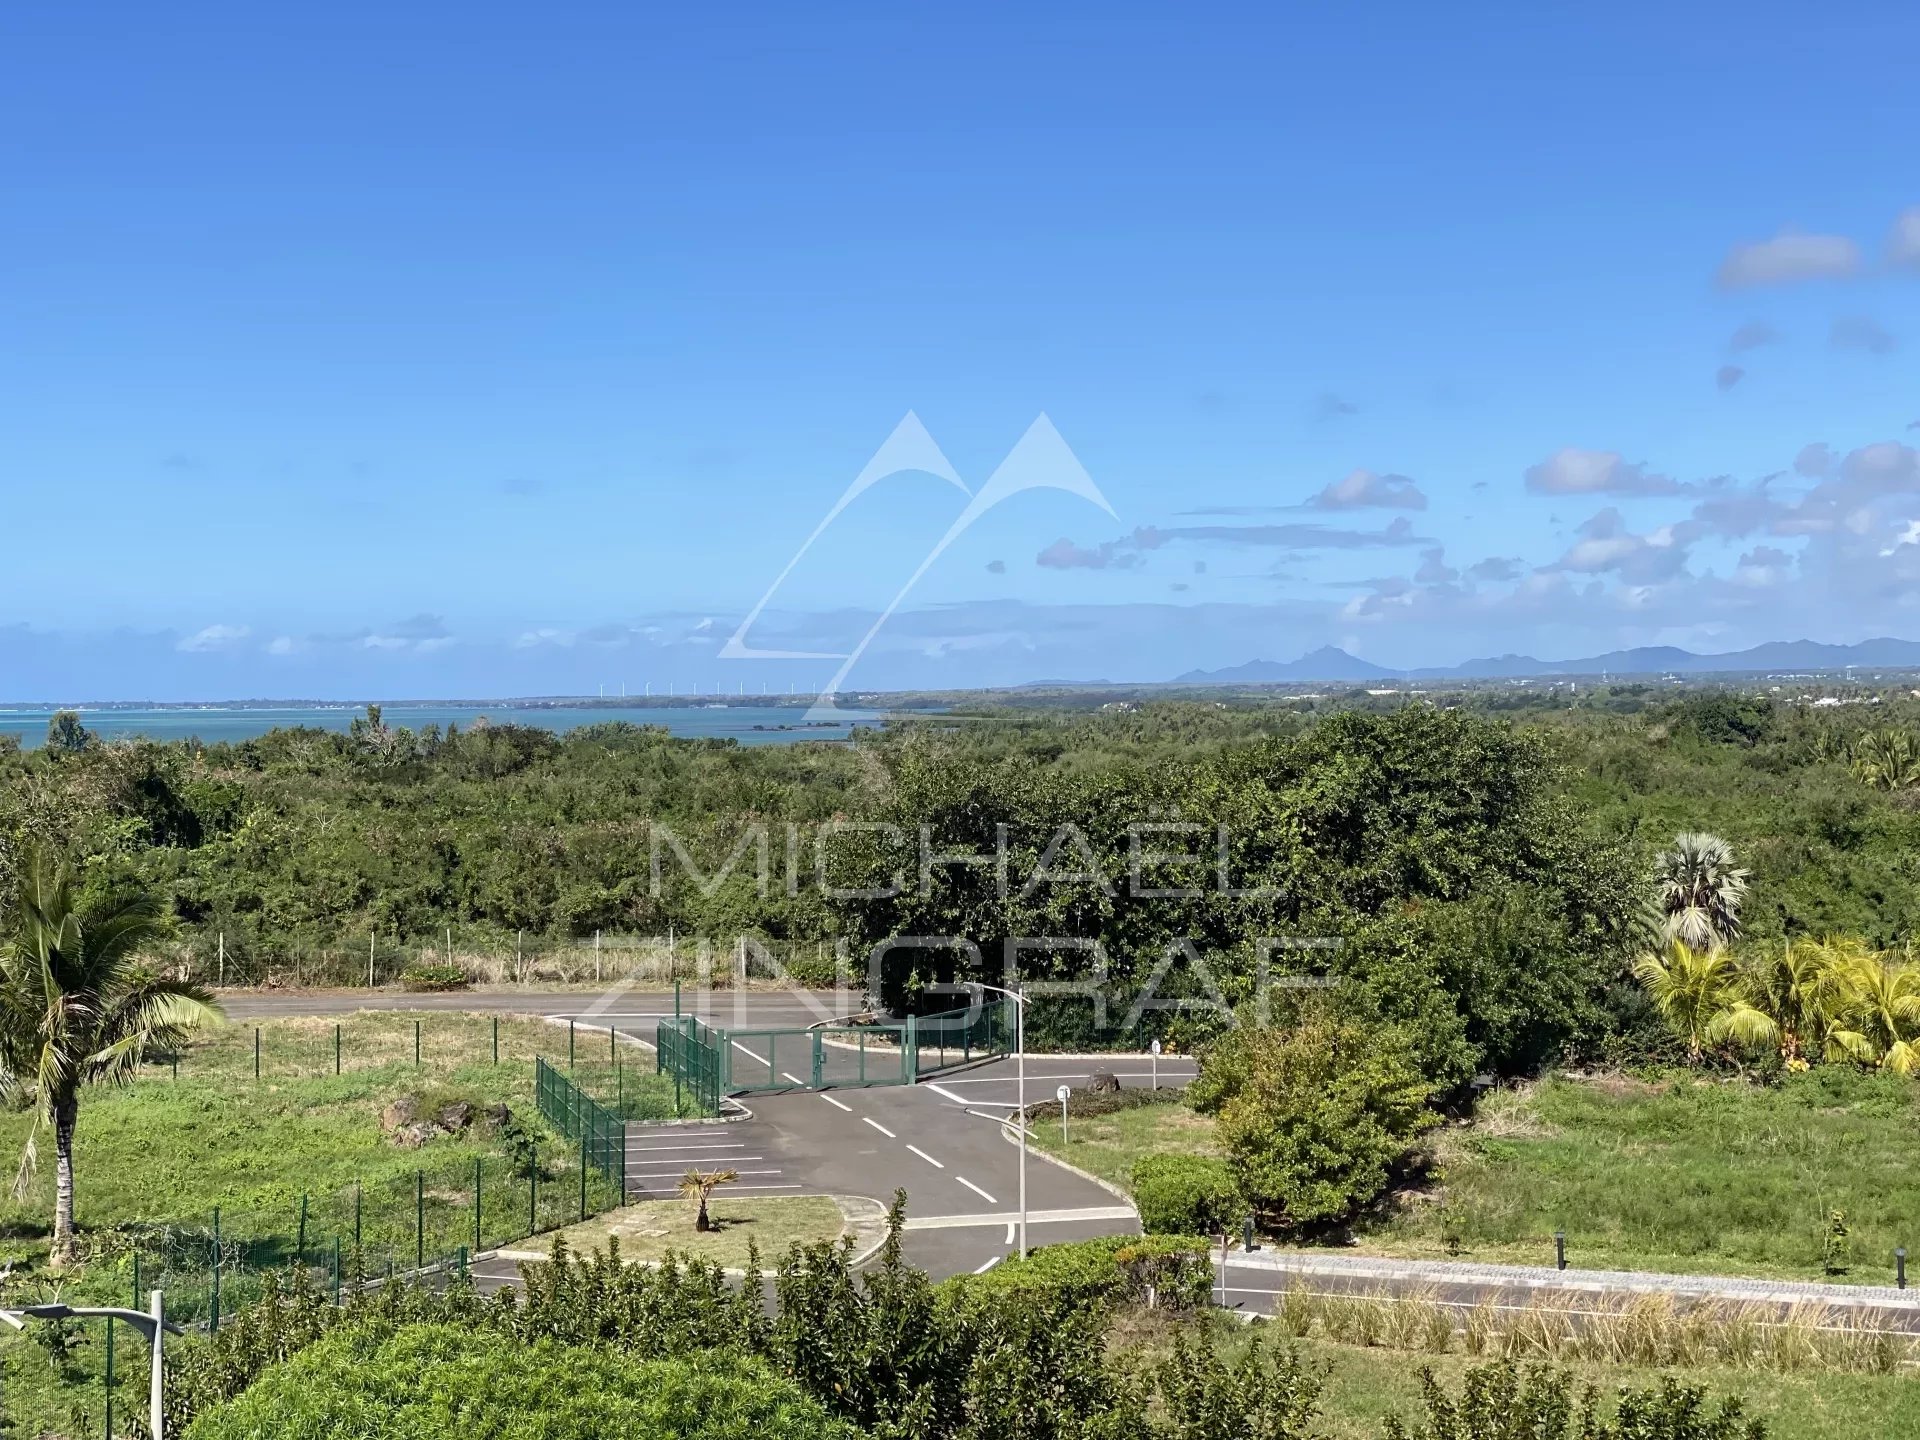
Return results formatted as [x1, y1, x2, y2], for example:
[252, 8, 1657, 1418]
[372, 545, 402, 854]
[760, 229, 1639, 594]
[224, 985, 1191, 1279]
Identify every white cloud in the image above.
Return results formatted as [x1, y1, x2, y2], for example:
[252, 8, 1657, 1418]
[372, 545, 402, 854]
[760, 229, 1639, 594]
[1831, 315, 1897, 356]
[1728, 321, 1781, 352]
[1524, 448, 1681, 497]
[1889, 208, 1920, 269]
[1715, 230, 1861, 289]
[177, 624, 251, 653]
[1307, 468, 1428, 510]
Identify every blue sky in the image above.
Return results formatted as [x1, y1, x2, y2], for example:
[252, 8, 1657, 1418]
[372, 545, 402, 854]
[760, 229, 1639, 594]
[4, 3, 1918, 699]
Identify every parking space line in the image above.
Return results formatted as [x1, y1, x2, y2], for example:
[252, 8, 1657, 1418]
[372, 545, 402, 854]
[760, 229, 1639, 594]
[820, 1094, 853, 1112]
[905, 1144, 945, 1169]
[973, 1256, 1002, 1274]
[781, 1071, 809, 1086]
[863, 1117, 897, 1139]
[625, 1144, 752, 1159]
[956, 1176, 997, 1205]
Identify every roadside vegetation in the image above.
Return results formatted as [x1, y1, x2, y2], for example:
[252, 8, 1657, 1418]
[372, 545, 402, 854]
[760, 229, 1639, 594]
[131, 1214, 1920, 1440]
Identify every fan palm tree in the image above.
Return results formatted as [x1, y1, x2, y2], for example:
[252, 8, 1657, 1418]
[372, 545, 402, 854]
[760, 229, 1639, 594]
[0, 846, 222, 1266]
[1652, 833, 1750, 950]
[1632, 938, 1742, 1063]
[678, 1166, 738, 1232]
[1826, 948, 1920, 1076]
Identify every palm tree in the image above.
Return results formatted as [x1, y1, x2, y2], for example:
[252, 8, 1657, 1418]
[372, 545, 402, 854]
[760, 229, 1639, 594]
[1826, 948, 1920, 1076]
[1851, 730, 1920, 792]
[678, 1167, 739, 1233]
[1632, 938, 1742, 1063]
[1722, 937, 1860, 1066]
[1652, 833, 1750, 950]
[0, 847, 222, 1266]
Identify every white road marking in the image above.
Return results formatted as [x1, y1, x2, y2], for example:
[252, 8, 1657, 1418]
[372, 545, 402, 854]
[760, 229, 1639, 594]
[905, 1144, 945, 1169]
[781, 1071, 809, 1086]
[626, 1141, 752, 1152]
[630, 1168, 781, 1179]
[820, 1094, 853, 1112]
[928, 1071, 1190, 1086]
[863, 1117, 897, 1139]
[973, 1256, 1002, 1275]
[1005, 1222, 1016, 1244]
[904, 1206, 1137, 1231]
[957, 1176, 998, 1205]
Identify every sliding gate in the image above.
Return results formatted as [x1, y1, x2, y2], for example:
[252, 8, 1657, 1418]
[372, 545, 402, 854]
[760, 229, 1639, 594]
[655, 996, 1016, 1102]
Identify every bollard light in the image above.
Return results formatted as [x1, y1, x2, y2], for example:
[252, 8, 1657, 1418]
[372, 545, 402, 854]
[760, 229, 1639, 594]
[1554, 1230, 1567, 1271]
[1899, 1247, 1908, 1290]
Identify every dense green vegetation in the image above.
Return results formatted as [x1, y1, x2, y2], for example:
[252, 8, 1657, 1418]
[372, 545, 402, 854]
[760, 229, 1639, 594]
[184, 1324, 856, 1440]
[157, 1217, 1790, 1440]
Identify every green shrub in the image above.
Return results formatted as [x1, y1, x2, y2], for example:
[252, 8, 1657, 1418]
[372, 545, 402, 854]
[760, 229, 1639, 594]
[1189, 1009, 1437, 1229]
[398, 963, 470, 992]
[1381, 1362, 1765, 1440]
[182, 1322, 854, 1440]
[950, 1233, 1212, 1311]
[1131, 1153, 1246, 1235]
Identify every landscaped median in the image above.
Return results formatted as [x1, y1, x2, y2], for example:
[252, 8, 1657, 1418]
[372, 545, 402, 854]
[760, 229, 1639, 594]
[519, 1194, 884, 1271]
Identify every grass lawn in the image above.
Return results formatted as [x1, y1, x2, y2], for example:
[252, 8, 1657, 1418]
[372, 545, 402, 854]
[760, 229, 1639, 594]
[0, 1009, 688, 1438]
[0, 1010, 690, 1290]
[1031, 1095, 1219, 1191]
[1040, 1068, 1920, 1285]
[1370, 1068, 1920, 1283]
[542, 1195, 853, 1269]
[1300, 1338, 1920, 1440]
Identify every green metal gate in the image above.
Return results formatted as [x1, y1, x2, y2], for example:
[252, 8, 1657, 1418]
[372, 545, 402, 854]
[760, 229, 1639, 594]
[656, 996, 1016, 1101]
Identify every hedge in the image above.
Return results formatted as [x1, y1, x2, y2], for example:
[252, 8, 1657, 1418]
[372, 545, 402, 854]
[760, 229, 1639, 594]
[183, 1323, 855, 1440]
[1131, 1153, 1247, 1236]
[947, 1233, 1213, 1311]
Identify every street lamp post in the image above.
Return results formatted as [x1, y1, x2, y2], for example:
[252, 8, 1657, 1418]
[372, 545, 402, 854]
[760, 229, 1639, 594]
[7, 1292, 178, 1440]
[966, 981, 1029, 1259]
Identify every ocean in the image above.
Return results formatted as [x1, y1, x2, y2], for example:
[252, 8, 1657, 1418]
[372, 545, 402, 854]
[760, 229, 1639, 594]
[0, 703, 889, 750]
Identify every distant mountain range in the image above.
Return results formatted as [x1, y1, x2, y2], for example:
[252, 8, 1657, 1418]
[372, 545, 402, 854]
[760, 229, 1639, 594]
[1173, 637, 1920, 685]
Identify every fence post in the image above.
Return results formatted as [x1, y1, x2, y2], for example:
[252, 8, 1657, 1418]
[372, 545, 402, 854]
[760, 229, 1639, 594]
[297, 1192, 309, 1264]
[529, 1143, 538, 1237]
[333, 1236, 342, 1305]
[354, 1180, 363, 1254]
[609, 1024, 616, 1064]
[211, 1206, 222, 1333]
[105, 1311, 115, 1440]
[578, 1142, 587, 1222]
[335, 1023, 342, 1075]
[415, 1019, 422, 1067]
[568, 1020, 576, 1068]
[416, 1170, 425, 1271]
[492, 1015, 499, 1064]
[253, 1027, 261, 1081]
[473, 1156, 482, 1255]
